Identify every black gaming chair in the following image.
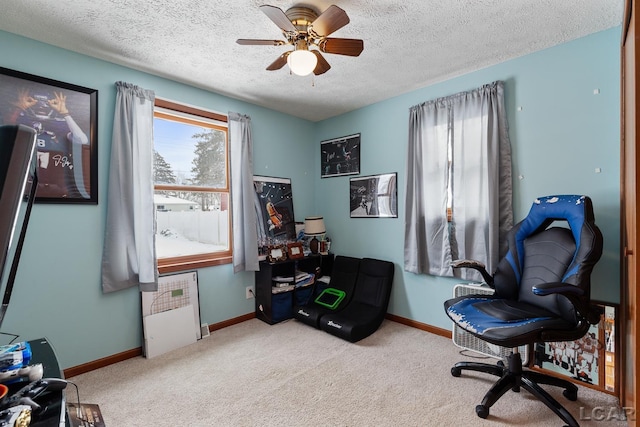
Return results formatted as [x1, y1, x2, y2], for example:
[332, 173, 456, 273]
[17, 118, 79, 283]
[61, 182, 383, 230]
[320, 257, 394, 342]
[293, 255, 360, 329]
[443, 195, 603, 427]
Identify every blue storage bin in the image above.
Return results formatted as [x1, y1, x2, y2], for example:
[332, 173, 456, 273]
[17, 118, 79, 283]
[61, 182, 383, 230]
[295, 286, 314, 306]
[271, 291, 293, 322]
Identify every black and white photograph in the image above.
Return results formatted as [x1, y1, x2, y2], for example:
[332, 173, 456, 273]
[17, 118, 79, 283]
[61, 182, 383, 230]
[321, 133, 360, 178]
[0, 67, 98, 204]
[350, 173, 398, 218]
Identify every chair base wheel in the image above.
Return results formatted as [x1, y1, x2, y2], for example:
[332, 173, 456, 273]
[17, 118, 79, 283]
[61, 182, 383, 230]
[476, 404, 489, 419]
[450, 353, 581, 427]
[563, 388, 577, 401]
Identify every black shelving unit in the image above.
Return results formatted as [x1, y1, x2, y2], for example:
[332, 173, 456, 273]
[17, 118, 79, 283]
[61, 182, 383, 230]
[255, 253, 333, 324]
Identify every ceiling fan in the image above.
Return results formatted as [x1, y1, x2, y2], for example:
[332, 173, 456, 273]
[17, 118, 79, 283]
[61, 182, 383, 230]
[236, 4, 364, 77]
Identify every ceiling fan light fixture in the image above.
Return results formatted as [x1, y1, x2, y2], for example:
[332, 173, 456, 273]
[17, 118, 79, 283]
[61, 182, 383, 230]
[287, 49, 317, 76]
[237, 4, 362, 76]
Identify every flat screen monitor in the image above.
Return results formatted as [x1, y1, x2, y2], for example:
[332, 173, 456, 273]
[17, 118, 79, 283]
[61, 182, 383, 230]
[0, 124, 37, 332]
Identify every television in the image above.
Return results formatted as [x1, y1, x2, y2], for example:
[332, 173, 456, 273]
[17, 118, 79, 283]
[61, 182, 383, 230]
[0, 124, 37, 333]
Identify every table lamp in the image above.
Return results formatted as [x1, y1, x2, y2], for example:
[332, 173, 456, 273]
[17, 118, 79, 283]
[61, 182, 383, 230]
[304, 216, 325, 254]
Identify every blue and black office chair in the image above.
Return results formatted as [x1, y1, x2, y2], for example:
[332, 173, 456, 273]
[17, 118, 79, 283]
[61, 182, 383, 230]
[444, 195, 603, 427]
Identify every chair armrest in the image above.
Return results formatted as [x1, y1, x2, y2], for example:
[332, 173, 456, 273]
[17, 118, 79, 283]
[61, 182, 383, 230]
[532, 282, 601, 324]
[450, 259, 494, 287]
[532, 282, 584, 297]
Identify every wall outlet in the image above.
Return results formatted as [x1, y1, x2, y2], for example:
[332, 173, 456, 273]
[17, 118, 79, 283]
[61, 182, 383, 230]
[246, 285, 254, 299]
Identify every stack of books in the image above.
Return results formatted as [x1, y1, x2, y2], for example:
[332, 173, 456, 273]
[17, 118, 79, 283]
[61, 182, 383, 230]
[294, 271, 315, 288]
[271, 271, 316, 293]
[272, 275, 294, 293]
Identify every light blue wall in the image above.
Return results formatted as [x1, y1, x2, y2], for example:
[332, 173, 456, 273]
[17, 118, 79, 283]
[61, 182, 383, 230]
[314, 27, 621, 329]
[0, 31, 316, 369]
[0, 26, 621, 369]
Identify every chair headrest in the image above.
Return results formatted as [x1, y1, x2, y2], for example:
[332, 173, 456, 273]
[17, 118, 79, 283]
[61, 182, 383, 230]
[510, 195, 596, 282]
[520, 195, 592, 245]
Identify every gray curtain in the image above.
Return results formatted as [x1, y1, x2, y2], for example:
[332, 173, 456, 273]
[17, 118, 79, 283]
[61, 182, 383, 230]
[101, 82, 158, 293]
[404, 81, 513, 281]
[229, 112, 259, 273]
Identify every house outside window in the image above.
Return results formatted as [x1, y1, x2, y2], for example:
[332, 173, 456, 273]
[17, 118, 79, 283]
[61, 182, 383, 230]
[153, 99, 231, 273]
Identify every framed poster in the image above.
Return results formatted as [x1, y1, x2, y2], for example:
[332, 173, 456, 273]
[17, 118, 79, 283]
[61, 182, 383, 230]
[350, 173, 398, 218]
[253, 176, 297, 244]
[0, 67, 98, 204]
[321, 133, 360, 178]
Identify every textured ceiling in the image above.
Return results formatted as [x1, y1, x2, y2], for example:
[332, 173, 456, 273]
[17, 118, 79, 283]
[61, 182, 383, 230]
[0, 0, 624, 121]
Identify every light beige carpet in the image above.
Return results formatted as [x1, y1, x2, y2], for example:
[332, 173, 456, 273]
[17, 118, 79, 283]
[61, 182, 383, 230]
[67, 319, 625, 426]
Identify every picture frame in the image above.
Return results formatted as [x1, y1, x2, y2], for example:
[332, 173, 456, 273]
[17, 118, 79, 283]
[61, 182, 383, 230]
[0, 67, 98, 204]
[350, 173, 398, 218]
[253, 176, 297, 244]
[267, 245, 287, 263]
[321, 133, 360, 178]
[287, 242, 304, 259]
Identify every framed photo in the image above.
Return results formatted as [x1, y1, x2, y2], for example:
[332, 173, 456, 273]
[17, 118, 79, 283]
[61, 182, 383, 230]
[287, 242, 304, 259]
[253, 176, 297, 243]
[321, 133, 360, 178]
[267, 245, 287, 263]
[350, 173, 398, 218]
[0, 67, 98, 204]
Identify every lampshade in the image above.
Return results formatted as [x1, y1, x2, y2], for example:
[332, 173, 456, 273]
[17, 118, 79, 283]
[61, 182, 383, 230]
[287, 50, 317, 76]
[304, 216, 325, 236]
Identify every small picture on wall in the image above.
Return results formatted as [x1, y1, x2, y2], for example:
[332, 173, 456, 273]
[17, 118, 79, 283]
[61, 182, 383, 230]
[350, 173, 398, 218]
[253, 176, 297, 244]
[321, 133, 360, 178]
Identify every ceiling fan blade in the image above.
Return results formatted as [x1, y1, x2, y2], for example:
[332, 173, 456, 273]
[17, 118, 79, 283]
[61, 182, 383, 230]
[260, 5, 297, 33]
[310, 5, 350, 37]
[312, 51, 331, 75]
[266, 53, 290, 71]
[236, 39, 285, 46]
[318, 38, 363, 56]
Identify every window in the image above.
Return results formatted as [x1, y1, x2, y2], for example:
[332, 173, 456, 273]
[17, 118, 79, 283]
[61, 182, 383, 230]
[153, 99, 230, 273]
[404, 81, 512, 278]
